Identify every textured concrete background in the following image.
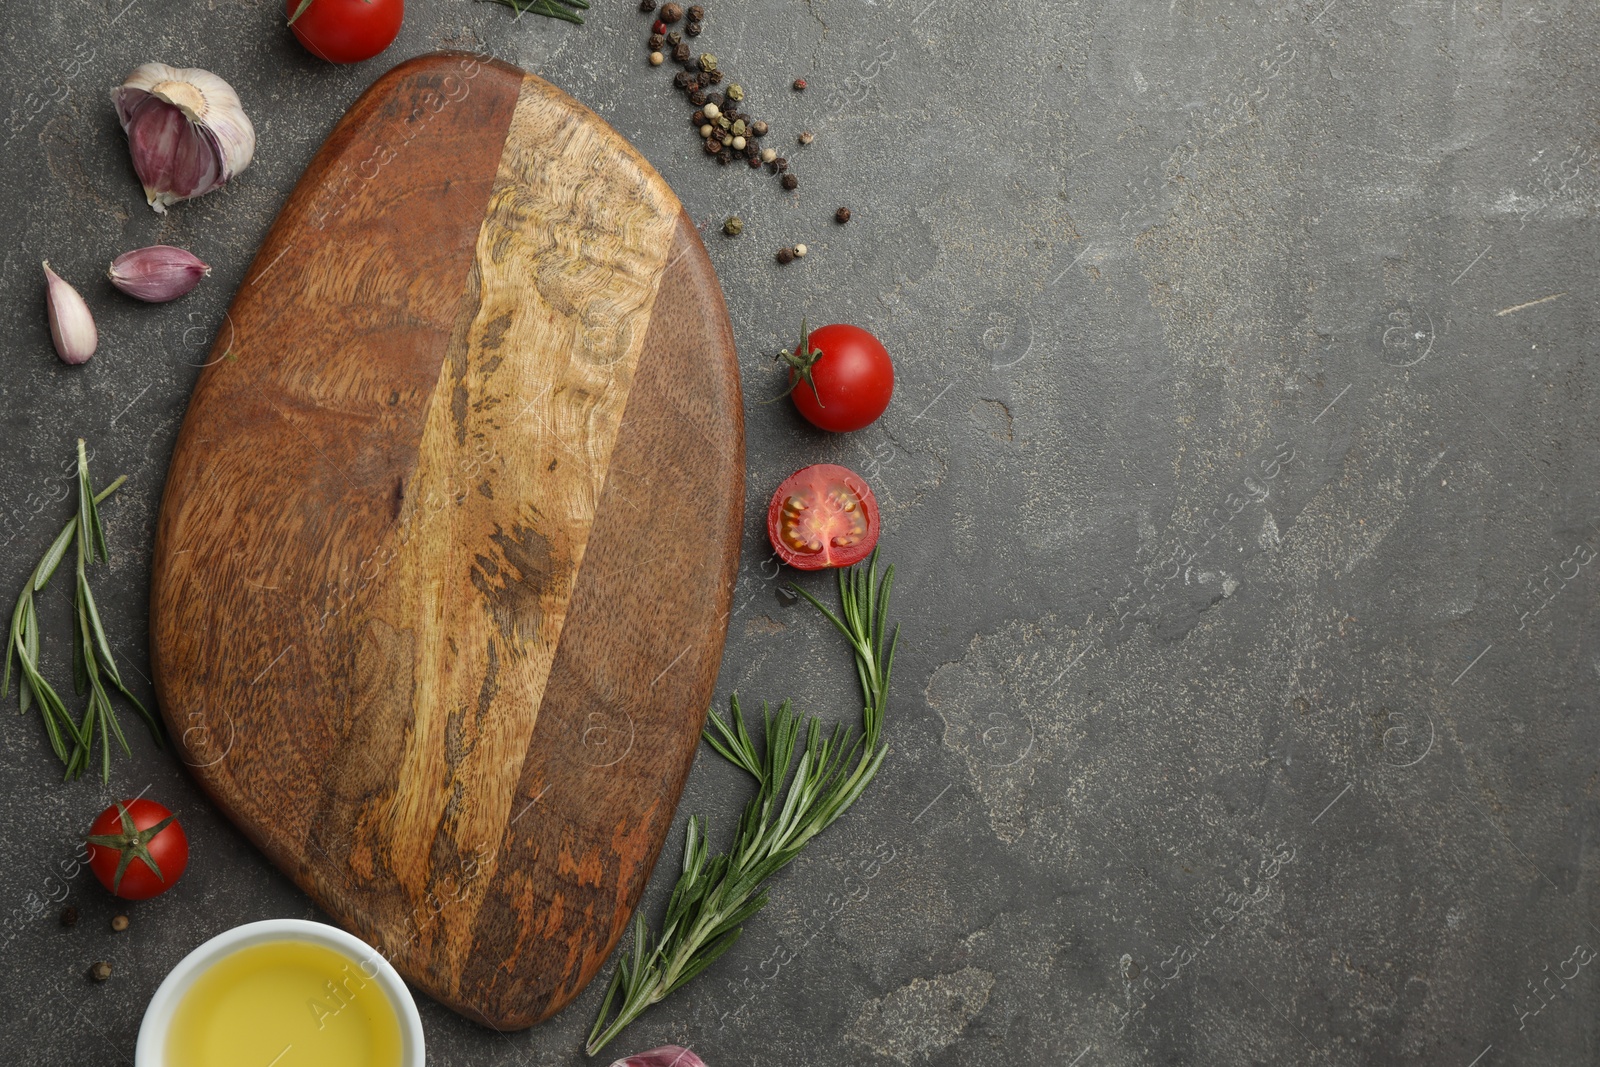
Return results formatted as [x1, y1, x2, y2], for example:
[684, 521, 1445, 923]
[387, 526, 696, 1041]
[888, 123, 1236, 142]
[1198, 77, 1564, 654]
[0, 0, 1596, 1064]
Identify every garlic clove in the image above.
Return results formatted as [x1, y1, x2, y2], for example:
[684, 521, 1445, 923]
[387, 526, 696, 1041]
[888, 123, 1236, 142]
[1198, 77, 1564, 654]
[43, 262, 97, 365]
[607, 1047, 707, 1067]
[112, 63, 255, 214]
[108, 245, 211, 302]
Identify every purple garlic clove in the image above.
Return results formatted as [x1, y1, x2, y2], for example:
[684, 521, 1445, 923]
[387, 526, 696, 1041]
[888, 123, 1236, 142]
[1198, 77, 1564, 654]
[108, 245, 211, 302]
[607, 1047, 707, 1067]
[43, 261, 97, 365]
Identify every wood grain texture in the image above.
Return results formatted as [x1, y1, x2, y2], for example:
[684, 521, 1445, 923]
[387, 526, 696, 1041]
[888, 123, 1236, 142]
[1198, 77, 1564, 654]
[149, 53, 743, 1029]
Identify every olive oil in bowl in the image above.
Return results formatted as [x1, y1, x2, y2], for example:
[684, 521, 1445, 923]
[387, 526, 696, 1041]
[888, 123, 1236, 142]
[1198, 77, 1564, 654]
[136, 919, 423, 1067]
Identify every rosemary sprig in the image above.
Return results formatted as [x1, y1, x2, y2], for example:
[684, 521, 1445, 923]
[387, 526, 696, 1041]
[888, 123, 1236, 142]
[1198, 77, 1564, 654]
[3, 441, 160, 781]
[481, 0, 589, 25]
[586, 551, 898, 1055]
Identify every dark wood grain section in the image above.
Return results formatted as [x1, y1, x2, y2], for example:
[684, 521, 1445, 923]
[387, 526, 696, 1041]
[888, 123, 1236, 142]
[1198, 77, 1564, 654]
[149, 55, 743, 1030]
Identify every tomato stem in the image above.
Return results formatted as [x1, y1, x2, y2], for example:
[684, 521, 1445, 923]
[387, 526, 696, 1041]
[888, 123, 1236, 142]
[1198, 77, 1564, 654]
[764, 318, 826, 407]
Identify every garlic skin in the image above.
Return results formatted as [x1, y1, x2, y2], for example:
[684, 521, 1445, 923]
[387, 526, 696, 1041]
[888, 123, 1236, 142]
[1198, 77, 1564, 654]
[607, 1048, 707, 1067]
[108, 245, 211, 302]
[43, 262, 97, 365]
[112, 63, 255, 214]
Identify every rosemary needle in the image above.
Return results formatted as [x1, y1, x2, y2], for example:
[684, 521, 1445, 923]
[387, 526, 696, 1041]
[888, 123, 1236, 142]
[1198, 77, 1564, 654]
[586, 551, 898, 1055]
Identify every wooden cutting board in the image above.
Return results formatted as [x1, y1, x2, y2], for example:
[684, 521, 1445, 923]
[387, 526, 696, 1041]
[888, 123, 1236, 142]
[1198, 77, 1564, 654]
[149, 52, 743, 1030]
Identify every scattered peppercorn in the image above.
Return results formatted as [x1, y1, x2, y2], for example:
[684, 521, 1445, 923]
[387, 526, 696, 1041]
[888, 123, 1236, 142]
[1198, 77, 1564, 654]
[704, 139, 720, 154]
[652, 18, 667, 32]
[689, 89, 707, 105]
[717, 150, 732, 165]
[686, 21, 703, 36]
[725, 83, 744, 102]
[776, 247, 796, 264]
[60, 906, 78, 928]
[761, 147, 777, 163]
[674, 42, 692, 63]
[650, 33, 666, 48]
[111, 915, 129, 933]
[774, 157, 788, 171]
[698, 53, 718, 72]
[687, 4, 704, 18]
[674, 71, 693, 89]
[706, 93, 724, 108]
[668, 30, 683, 44]
[723, 216, 744, 236]
[798, 130, 815, 145]
[835, 206, 852, 223]
[691, 109, 706, 124]
[781, 173, 798, 190]
[794, 244, 808, 258]
[752, 120, 769, 136]
[659, 2, 684, 22]
[731, 135, 747, 150]
[793, 78, 807, 91]
[748, 157, 763, 169]
[639, 0, 656, 10]
[88, 961, 112, 982]
[650, 52, 665, 66]
[703, 102, 721, 119]
[707, 69, 723, 84]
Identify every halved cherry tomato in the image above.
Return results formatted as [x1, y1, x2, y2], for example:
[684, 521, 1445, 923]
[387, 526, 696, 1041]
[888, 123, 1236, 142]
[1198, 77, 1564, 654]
[780, 323, 894, 433]
[767, 464, 880, 570]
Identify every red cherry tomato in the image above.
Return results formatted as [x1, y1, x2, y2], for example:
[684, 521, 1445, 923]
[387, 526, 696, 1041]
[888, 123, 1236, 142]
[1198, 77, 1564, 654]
[287, 0, 403, 64]
[783, 323, 894, 433]
[86, 799, 189, 900]
[767, 464, 880, 570]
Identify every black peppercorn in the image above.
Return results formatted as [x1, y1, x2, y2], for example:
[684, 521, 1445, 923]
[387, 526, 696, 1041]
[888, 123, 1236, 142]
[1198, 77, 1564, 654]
[686, 21, 702, 35]
[751, 120, 768, 136]
[706, 91, 724, 106]
[774, 157, 788, 171]
[60, 906, 78, 927]
[781, 173, 798, 190]
[776, 247, 796, 264]
[717, 150, 732, 165]
[649, 33, 666, 48]
[667, 30, 682, 44]
[691, 109, 706, 125]
[639, 0, 656, 10]
[689, 89, 707, 106]
[687, 4, 704, 18]
[674, 42, 691, 63]
[704, 138, 720, 155]
[835, 206, 852, 223]
[708, 69, 723, 84]
[748, 157, 763, 169]
[659, 2, 684, 21]
[674, 71, 692, 89]
[766, 160, 779, 173]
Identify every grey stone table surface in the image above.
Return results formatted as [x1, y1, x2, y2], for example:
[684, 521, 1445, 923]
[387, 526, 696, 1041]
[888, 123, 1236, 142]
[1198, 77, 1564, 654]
[0, 0, 1595, 1064]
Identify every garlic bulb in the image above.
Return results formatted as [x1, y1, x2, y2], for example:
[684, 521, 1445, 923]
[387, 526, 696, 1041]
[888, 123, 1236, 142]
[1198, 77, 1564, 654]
[43, 262, 97, 365]
[112, 63, 255, 214]
[607, 1048, 707, 1067]
[108, 245, 211, 302]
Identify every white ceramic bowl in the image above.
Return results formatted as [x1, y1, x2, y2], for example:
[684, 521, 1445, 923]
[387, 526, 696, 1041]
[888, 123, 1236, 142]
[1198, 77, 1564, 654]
[135, 918, 425, 1067]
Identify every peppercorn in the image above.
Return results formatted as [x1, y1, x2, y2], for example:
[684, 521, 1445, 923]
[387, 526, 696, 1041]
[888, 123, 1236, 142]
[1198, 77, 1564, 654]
[60, 906, 78, 928]
[659, 2, 684, 21]
[88, 961, 112, 982]
[793, 78, 807, 91]
[751, 120, 769, 136]
[689, 89, 707, 105]
[691, 109, 706, 125]
[708, 69, 724, 84]
[798, 130, 815, 145]
[639, 0, 656, 9]
[748, 157, 763, 169]
[687, 4, 704, 18]
[704, 138, 720, 155]
[653, 18, 667, 32]
[781, 173, 798, 190]
[686, 21, 702, 35]
[674, 42, 692, 63]
[649, 52, 665, 66]
[835, 206, 851, 223]
[731, 119, 747, 135]
[767, 160, 780, 173]
[674, 71, 693, 89]
[761, 147, 777, 163]
[745, 144, 759, 159]
[717, 150, 732, 165]
[723, 216, 744, 237]
[111, 915, 129, 933]
[703, 102, 721, 118]
[668, 30, 683, 44]
[700, 124, 714, 137]
[776, 247, 796, 264]
[698, 53, 718, 72]
[650, 32, 666, 48]
[717, 116, 731, 129]
[706, 93, 724, 108]
[731, 135, 747, 150]
[794, 244, 808, 258]
[774, 157, 788, 171]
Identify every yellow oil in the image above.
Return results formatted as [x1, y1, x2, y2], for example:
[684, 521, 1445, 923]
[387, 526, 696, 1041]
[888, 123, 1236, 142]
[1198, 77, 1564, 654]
[166, 939, 403, 1067]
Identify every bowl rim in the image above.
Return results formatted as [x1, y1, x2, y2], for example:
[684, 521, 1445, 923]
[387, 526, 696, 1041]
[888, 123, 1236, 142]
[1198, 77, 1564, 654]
[133, 917, 425, 1067]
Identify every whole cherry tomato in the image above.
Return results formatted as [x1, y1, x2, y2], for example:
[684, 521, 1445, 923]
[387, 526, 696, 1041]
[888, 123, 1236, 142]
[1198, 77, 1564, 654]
[86, 799, 189, 900]
[767, 464, 880, 570]
[778, 322, 894, 433]
[287, 0, 404, 64]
